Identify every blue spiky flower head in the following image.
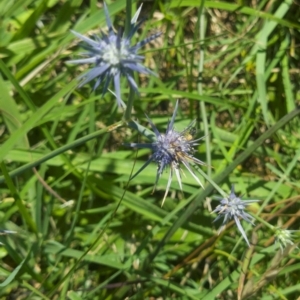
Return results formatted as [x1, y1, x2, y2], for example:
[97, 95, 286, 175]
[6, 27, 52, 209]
[67, 2, 161, 107]
[212, 185, 260, 246]
[128, 101, 205, 206]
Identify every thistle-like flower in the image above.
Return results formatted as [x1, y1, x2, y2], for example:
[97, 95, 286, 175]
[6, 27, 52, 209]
[68, 2, 161, 107]
[274, 228, 298, 253]
[128, 101, 205, 206]
[212, 185, 260, 246]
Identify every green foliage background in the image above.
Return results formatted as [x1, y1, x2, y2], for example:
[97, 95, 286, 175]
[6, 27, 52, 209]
[0, 0, 300, 299]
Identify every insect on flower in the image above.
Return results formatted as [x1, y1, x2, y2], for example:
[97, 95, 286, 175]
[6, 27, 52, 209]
[128, 101, 206, 206]
[183, 125, 197, 142]
[67, 2, 161, 107]
[212, 185, 260, 247]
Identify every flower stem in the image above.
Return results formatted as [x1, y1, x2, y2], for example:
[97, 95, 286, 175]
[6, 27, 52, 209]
[195, 166, 227, 198]
[124, 86, 135, 121]
[197, 2, 211, 179]
[127, 119, 156, 141]
[0, 161, 38, 234]
[123, 0, 135, 121]
[125, 0, 132, 37]
[251, 213, 274, 230]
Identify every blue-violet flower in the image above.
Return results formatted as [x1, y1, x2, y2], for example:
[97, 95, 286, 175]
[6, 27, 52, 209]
[129, 101, 205, 206]
[212, 185, 260, 246]
[68, 2, 161, 107]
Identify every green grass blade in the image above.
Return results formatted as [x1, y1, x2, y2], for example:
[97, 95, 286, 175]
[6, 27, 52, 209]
[148, 106, 300, 262]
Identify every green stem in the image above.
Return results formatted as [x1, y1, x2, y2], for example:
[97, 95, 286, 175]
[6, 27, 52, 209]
[251, 213, 274, 230]
[127, 120, 156, 141]
[258, 145, 300, 214]
[148, 105, 300, 263]
[0, 162, 37, 234]
[124, 0, 132, 37]
[197, 1, 211, 179]
[196, 167, 227, 198]
[124, 86, 135, 122]
[65, 157, 92, 245]
[123, 0, 136, 121]
[0, 121, 124, 184]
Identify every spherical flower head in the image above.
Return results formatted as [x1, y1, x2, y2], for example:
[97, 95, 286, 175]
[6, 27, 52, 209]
[274, 228, 298, 253]
[213, 185, 260, 246]
[67, 2, 161, 107]
[128, 101, 205, 206]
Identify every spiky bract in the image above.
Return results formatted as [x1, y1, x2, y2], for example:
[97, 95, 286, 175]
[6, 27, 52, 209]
[212, 185, 260, 246]
[68, 2, 161, 107]
[129, 101, 205, 206]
